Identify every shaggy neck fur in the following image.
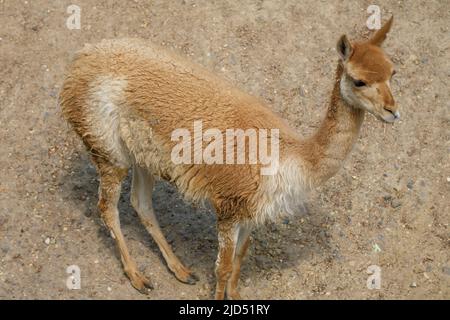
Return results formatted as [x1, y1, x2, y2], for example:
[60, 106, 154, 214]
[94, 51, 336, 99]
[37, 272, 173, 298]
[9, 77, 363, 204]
[256, 63, 366, 222]
[300, 63, 365, 186]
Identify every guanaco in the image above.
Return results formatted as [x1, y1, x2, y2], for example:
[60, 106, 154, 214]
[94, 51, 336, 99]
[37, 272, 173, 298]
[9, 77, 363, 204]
[60, 17, 398, 299]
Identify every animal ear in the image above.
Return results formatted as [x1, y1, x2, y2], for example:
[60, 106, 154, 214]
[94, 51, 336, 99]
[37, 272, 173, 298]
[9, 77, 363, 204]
[369, 15, 393, 46]
[336, 34, 353, 61]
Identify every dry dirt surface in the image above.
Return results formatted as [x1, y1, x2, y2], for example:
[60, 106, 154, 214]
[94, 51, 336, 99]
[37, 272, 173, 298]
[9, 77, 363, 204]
[0, 0, 449, 300]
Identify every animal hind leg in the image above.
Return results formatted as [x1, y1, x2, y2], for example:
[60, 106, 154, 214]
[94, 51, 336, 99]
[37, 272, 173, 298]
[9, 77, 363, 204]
[95, 157, 153, 293]
[131, 164, 199, 284]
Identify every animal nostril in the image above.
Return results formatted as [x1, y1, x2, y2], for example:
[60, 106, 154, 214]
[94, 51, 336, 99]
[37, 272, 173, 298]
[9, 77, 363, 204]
[383, 107, 394, 115]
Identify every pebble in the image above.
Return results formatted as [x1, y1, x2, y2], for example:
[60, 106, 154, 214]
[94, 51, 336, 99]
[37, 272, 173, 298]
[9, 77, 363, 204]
[0, 243, 10, 253]
[408, 54, 419, 65]
[298, 87, 306, 97]
[44, 237, 56, 245]
[48, 89, 58, 98]
[442, 266, 450, 276]
[407, 179, 414, 189]
[372, 243, 382, 253]
[391, 199, 402, 208]
[410, 282, 417, 288]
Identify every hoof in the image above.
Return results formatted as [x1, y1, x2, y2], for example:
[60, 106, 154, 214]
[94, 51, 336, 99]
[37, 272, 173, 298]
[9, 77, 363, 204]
[176, 271, 199, 285]
[185, 272, 199, 285]
[129, 272, 154, 294]
[227, 291, 242, 300]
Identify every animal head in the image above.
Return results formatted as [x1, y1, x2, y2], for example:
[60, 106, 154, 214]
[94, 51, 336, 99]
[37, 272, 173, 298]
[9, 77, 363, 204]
[337, 17, 399, 123]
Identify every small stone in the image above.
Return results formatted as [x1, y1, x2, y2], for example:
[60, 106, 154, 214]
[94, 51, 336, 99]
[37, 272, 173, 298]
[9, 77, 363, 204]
[107, 286, 112, 292]
[407, 179, 414, 189]
[298, 87, 305, 97]
[442, 266, 450, 276]
[408, 54, 419, 65]
[391, 199, 402, 208]
[48, 89, 58, 98]
[447, 177, 450, 183]
[372, 243, 382, 253]
[201, 283, 209, 290]
[410, 282, 417, 288]
[44, 237, 51, 245]
[0, 244, 10, 253]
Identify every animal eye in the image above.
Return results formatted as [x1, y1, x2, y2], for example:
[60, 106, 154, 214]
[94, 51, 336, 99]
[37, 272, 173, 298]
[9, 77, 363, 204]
[353, 79, 366, 87]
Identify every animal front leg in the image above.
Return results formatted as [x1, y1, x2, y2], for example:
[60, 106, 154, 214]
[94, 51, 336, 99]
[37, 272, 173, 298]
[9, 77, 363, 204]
[214, 220, 237, 300]
[227, 224, 252, 300]
[96, 160, 153, 294]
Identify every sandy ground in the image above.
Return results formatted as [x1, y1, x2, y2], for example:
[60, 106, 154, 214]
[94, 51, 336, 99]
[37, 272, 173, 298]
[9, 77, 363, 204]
[0, 0, 449, 299]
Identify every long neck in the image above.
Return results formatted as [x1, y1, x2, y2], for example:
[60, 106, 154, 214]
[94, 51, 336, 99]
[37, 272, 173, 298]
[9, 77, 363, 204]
[300, 63, 365, 186]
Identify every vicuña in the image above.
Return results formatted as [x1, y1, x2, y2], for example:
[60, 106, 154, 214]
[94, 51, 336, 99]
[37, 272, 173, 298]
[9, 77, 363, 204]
[60, 17, 398, 299]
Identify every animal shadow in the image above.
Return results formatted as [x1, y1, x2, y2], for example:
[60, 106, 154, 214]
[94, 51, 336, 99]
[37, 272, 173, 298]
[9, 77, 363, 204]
[60, 152, 334, 293]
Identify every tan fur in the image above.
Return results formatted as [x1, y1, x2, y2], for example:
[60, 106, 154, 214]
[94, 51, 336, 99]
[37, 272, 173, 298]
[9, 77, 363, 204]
[59, 18, 397, 299]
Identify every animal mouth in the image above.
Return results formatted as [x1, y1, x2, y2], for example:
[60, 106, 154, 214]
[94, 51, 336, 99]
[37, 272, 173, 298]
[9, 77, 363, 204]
[377, 109, 400, 123]
[381, 114, 396, 123]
